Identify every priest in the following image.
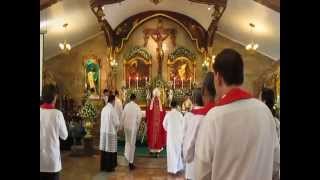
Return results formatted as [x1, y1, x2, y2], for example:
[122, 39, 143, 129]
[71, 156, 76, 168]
[122, 94, 143, 170]
[146, 88, 166, 155]
[163, 99, 184, 174]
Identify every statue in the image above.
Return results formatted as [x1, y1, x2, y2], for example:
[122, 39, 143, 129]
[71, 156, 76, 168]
[85, 59, 100, 95]
[143, 19, 176, 76]
[146, 88, 166, 155]
[178, 64, 187, 81]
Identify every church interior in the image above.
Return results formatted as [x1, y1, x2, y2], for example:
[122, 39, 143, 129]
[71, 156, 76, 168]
[40, 0, 280, 179]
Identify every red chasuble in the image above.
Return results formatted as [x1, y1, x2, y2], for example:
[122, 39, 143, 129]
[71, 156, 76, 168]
[146, 97, 166, 152]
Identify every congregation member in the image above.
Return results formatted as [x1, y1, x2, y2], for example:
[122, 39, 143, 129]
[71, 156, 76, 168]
[99, 95, 120, 172]
[122, 94, 143, 170]
[182, 72, 216, 180]
[194, 48, 280, 180]
[261, 87, 280, 180]
[40, 84, 68, 180]
[163, 100, 184, 175]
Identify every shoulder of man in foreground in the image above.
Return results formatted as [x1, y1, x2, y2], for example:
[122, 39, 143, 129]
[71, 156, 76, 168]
[205, 98, 271, 120]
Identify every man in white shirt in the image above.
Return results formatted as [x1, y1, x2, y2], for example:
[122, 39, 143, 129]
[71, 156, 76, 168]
[102, 89, 109, 105]
[163, 100, 184, 175]
[122, 94, 143, 170]
[99, 95, 120, 172]
[114, 90, 123, 129]
[40, 84, 68, 180]
[182, 72, 216, 180]
[194, 48, 280, 180]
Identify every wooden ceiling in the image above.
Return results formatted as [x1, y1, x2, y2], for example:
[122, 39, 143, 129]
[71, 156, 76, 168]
[254, 0, 280, 12]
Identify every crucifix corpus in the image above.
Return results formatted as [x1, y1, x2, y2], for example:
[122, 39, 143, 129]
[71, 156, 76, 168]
[143, 19, 176, 76]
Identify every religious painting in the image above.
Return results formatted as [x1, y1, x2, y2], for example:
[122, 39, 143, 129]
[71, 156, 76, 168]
[124, 47, 152, 88]
[167, 47, 196, 89]
[83, 55, 101, 98]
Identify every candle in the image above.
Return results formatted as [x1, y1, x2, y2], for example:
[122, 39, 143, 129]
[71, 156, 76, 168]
[136, 76, 139, 89]
[145, 77, 147, 85]
[189, 77, 192, 89]
[173, 77, 176, 89]
[182, 78, 184, 89]
[129, 76, 131, 88]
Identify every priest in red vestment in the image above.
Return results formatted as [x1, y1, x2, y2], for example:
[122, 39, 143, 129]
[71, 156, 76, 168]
[146, 88, 166, 154]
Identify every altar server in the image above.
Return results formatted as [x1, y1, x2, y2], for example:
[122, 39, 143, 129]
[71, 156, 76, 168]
[182, 72, 216, 180]
[40, 84, 68, 180]
[194, 49, 280, 180]
[114, 90, 123, 128]
[99, 95, 120, 172]
[163, 100, 184, 174]
[122, 94, 143, 170]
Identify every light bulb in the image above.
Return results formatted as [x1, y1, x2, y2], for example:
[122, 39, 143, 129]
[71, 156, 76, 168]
[246, 44, 252, 50]
[59, 43, 64, 50]
[208, 6, 211, 10]
[66, 44, 71, 50]
[253, 44, 259, 50]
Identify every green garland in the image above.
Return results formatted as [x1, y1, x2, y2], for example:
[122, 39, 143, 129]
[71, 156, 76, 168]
[124, 47, 152, 60]
[168, 47, 196, 61]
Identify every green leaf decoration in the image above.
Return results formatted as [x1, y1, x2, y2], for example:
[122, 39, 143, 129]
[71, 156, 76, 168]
[124, 46, 152, 61]
[168, 47, 196, 61]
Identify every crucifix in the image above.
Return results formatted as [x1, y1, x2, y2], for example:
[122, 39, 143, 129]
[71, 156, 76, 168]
[143, 19, 176, 76]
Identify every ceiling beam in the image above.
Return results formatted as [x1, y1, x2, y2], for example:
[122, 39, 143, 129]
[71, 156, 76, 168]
[40, 0, 62, 11]
[254, 0, 280, 12]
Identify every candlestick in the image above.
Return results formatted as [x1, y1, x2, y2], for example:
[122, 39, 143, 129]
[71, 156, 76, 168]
[173, 77, 176, 89]
[136, 76, 139, 89]
[129, 76, 131, 88]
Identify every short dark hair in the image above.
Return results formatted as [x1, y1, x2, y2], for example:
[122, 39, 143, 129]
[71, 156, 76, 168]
[261, 88, 276, 116]
[213, 48, 244, 85]
[171, 99, 177, 108]
[202, 72, 216, 98]
[115, 90, 119, 96]
[42, 84, 58, 103]
[108, 95, 115, 103]
[193, 88, 204, 106]
[130, 94, 136, 101]
[103, 89, 109, 94]
[90, 88, 95, 93]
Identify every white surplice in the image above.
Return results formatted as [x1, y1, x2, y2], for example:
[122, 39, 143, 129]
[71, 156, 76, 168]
[122, 101, 143, 163]
[163, 109, 184, 174]
[99, 103, 120, 152]
[194, 99, 280, 180]
[182, 108, 204, 180]
[40, 108, 68, 172]
[115, 97, 123, 129]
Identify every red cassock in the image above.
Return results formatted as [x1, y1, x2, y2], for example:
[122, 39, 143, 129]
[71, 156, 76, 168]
[146, 97, 166, 152]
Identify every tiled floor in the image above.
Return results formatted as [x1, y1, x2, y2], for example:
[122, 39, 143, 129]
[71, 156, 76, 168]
[60, 151, 185, 180]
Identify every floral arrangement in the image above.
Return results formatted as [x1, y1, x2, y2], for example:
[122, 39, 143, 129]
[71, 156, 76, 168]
[168, 47, 196, 61]
[125, 46, 152, 60]
[79, 100, 97, 122]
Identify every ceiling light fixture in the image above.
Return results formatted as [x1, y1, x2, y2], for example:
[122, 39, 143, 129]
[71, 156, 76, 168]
[59, 23, 71, 54]
[246, 23, 259, 51]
